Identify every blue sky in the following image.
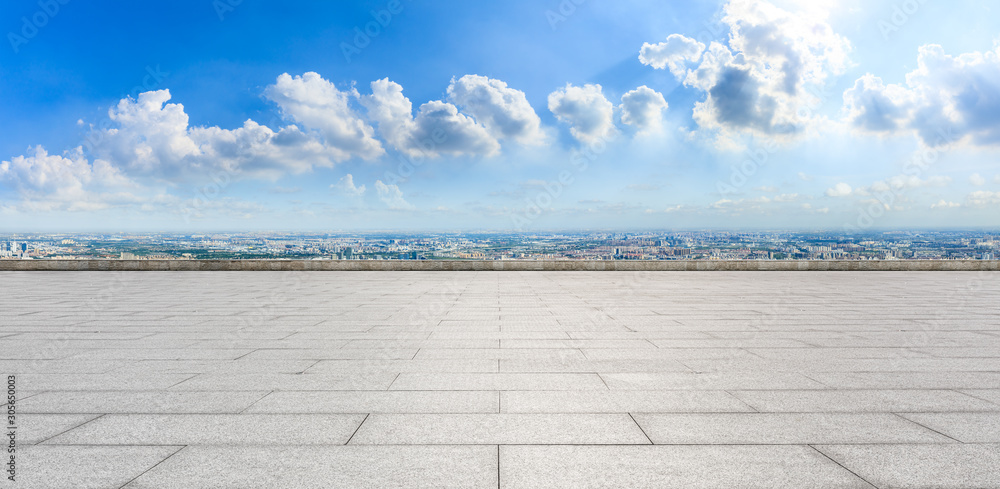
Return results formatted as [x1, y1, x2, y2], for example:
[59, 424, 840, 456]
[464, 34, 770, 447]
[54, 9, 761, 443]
[2, 0, 1000, 232]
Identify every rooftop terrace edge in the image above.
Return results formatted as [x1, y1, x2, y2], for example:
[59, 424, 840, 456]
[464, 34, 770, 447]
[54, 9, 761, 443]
[1, 259, 999, 271]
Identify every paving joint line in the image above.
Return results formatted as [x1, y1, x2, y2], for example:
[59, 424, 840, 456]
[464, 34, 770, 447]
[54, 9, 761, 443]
[496, 444, 501, 489]
[628, 412, 654, 445]
[341, 413, 371, 446]
[117, 445, 188, 489]
[809, 445, 880, 489]
[35, 413, 107, 445]
[890, 412, 965, 443]
[596, 373, 611, 390]
[722, 390, 760, 412]
[950, 389, 1000, 408]
[231, 349, 258, 361]
[163, 374, 201, 390]
[238, 390, 276, 414]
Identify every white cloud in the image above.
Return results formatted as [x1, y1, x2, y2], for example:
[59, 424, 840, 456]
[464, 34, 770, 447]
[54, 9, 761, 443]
[842, 74, 913, 133]
[825, 182, 852, 197]
[446, 75, 545, 145]
[361, 78, 500, 158]
[332, 174, 366, 197]
[970, 173, 986, 186]
[619, 86, 669, 134]
[0, 146, 163, 212]
[967, 191, 1000, 207]
[548, 83, 616, 143]
[843, 43, 1000, 147]
[872, 175, 951, 192]
[643, 0, 851, 139]
[638, 34, 705, 79]
[931, 200, 961, 209]
[374, 179, 413, 209]
[848, 175, 951, 198]
[263, 72, 384, 160]
[90, 90, 349, 180]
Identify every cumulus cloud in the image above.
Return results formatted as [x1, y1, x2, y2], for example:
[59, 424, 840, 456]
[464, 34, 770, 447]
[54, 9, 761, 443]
[0, 146, 162, 211]
[825, 183, 853, 197]
[332, 173, 366, 197]
[446, 75, 545, 145]
[638, 34, 706, 79]
[843, 44, 1000, 147]
[967, 190, 1000, 207]
[873, 175, 951, 192]
[642, 0, 851, 139]
[90, 90, 350, 180]
[931, 200, 961, 209]
[263, 72, 384, 160]
[619, 86, 669, 134]
[361, 78, 500, 158]
[548, 83, 616, 143]
[970, 173, 986, 186]
[842, 74, 912, 132]
[374, 179, 413, 209]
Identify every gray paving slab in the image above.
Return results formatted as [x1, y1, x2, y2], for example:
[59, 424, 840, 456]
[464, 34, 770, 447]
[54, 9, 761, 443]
[19, 391, 269, 414]
[109, 359, 318, 375]
[898, 412, 1000, 442]
[808, 371, 1000, 389]
[499, 445, 872, 488]
[3, 271, 1000, 487]
[62, 348, 255, 360]
[601, 372, 827, 390]
[169, 372, 399, 391]
[123, 446, 498, 488]
[350, 413, 650, 445]
[242, 348, 419, 360]
[963, 389, 1000, 404]
[732, 389, 1000, 412]
[12, 414, 101, 445]
[816, 444, 1000, 489]
[499, 358, 692, 373]
[632, 413, 953, 444]
[12, 373, 195, 391]
[304, 358, 499, 373]
[501, 390, 754, 413]
[11, 445, 183, 489]
[246, 390, 500, 413]
[389, 373, 608, 391]
[0, 359, 129, 374]
[414, 348, 588, 360]
[44, 414, 366, 445]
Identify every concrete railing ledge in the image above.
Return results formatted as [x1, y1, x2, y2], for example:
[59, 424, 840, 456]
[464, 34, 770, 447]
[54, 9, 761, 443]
[1, 259, 999, 271]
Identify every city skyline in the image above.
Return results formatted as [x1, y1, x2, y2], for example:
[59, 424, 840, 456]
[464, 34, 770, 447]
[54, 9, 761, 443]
[3, 230, 998, 262]
[3, 0, 1000, 231]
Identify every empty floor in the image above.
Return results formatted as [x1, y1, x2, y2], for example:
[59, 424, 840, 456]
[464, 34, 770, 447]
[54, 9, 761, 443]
[1, 271, 999, 488]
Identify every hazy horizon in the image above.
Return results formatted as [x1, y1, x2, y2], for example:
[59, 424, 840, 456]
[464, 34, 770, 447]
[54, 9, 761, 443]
[3, 0, 1000, 231]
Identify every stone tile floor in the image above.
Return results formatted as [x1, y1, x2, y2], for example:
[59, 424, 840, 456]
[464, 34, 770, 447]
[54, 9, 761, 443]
[1, 271, 999, 488]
